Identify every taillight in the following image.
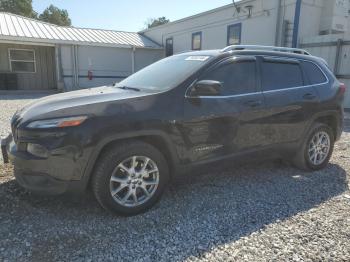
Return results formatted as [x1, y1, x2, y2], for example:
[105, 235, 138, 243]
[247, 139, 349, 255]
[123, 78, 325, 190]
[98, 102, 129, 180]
[339, 83, 346, 95]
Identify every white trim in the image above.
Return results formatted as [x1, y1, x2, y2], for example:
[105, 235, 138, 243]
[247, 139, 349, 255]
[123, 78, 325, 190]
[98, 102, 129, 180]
[54, 45, 60, 83]
[8, 48, 36, 73]
[0, 35, 163, 50]
[0, 39, 55, 46]
[262, 82, 327, 94]
[192, 92, 262, 99]
[131, 47, 136, 73]
[189, 82, 329, 99]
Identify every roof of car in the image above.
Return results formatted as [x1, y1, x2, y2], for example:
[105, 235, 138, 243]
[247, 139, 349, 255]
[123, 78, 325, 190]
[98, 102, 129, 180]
[176, 49, 326, 66]
[229, 50, 327, 65]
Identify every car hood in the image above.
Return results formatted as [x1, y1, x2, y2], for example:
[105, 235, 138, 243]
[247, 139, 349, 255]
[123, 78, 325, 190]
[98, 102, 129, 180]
[15, 86, 156, 123]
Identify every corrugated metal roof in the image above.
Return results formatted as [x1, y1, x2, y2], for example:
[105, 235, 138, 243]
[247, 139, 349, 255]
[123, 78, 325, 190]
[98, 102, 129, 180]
[0, 12, 161, 49]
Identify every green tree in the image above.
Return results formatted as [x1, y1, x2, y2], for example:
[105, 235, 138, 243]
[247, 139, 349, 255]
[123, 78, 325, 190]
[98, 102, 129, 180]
[145, 17, 170, 29]
[0, 0, 37, 18]
[39, 5, 71, 26]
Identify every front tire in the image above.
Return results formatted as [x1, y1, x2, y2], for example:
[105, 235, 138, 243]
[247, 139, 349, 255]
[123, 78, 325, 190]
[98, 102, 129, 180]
[92, 141, 169, 216]
[293, 123, 334, 171]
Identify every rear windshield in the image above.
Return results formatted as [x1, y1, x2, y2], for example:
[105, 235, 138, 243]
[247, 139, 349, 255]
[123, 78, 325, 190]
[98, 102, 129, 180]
[116, 54, 212, 91]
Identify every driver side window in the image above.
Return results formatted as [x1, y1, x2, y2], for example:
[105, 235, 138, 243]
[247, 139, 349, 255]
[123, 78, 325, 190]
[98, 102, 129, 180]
[200, 60, 257, 96]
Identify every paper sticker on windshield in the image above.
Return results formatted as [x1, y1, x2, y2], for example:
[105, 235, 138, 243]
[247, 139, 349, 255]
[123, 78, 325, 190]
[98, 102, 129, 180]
[185, 56, 210, 62]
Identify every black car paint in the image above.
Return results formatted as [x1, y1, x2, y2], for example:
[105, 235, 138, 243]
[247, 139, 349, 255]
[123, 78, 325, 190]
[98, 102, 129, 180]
[7, 50, 344, 194]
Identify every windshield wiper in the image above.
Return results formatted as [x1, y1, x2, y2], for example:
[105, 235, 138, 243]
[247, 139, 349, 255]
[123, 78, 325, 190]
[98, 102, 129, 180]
[116, 85, 141, 92]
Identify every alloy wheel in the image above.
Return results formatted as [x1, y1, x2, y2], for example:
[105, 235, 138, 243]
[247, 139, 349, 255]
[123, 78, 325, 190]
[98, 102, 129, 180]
[308, 131, 331, 166]
[109, 156, 159, 207]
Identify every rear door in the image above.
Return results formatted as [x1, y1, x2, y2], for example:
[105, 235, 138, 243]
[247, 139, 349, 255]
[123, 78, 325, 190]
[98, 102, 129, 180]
[180, 56, 266, 163]
[259, 56, 320, 145]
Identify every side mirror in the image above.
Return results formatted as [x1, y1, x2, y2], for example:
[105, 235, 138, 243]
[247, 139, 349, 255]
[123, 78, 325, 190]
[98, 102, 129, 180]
[190, 80, 222, 97]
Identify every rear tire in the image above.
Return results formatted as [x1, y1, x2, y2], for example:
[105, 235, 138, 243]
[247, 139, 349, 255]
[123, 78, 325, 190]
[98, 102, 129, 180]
[293, 123, 334, 171]
[92, 141, 169, 216]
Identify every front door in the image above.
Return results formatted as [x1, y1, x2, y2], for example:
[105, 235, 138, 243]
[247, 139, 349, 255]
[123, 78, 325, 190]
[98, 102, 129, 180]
[180, 56, 266, 164]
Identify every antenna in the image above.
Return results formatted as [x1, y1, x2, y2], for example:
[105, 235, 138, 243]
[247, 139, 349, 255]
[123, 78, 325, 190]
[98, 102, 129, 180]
[232, 0, 240, 15]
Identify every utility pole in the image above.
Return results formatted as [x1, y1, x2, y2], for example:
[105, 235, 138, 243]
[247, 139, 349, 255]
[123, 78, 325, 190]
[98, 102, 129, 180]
[292, 0, 302, 48]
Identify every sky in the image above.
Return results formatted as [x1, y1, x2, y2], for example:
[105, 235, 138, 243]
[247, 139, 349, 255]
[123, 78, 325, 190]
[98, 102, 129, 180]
[32, 1, 232, 32]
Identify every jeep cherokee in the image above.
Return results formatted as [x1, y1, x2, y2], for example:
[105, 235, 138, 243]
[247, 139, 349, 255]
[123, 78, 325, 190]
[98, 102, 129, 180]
[2, 45, 345, 216]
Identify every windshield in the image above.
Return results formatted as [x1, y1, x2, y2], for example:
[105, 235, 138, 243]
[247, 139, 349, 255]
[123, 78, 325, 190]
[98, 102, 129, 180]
[116, 54, 212, 91]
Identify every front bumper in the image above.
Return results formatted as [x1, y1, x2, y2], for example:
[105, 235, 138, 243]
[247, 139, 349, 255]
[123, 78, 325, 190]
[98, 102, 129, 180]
[1, 133, 88, 195]
[1, 134, 12, 163]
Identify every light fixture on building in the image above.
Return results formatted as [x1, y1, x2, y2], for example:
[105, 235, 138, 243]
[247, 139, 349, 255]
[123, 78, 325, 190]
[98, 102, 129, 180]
[245, 5, 253, 18]
[263, 10, 270, 16]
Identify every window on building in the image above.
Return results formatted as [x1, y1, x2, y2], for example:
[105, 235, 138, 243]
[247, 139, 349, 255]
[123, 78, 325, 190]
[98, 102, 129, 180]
[9, 49, 36, 73]
[200, 60, 256, 96]
[192, 32, 202, 50]
[301, 61, 327, 85]
[165, 38, 173, 57]
[227, 23, 241, 46]
[261, 59, 303, 91]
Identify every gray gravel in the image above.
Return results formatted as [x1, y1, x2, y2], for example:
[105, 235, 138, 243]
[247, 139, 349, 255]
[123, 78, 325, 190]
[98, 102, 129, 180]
[0, 94, 46, 137]
[0, 94, 47, 162]
[1, 95, 350, 261]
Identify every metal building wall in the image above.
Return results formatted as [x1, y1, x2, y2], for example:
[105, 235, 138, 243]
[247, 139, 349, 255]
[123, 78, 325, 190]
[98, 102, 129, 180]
[134, 48, 164, 72]
[60, 45, 163, 91]
[77, 46, 132, 89]
[0, 43, 56, 90]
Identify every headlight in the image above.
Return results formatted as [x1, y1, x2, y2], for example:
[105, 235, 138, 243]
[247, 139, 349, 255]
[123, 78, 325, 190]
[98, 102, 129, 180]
[27, 116, 88, 129]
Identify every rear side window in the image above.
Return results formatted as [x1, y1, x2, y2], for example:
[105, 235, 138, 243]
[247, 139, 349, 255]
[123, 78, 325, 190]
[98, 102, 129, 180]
[201, 61, 256, 95]
[302, 61, 327, 85]
[261, 60, 303, 91]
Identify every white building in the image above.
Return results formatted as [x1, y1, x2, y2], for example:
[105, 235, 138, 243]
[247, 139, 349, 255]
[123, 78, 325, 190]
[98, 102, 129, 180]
[0, 12, 163, 92]
[142, 0, 348, 53]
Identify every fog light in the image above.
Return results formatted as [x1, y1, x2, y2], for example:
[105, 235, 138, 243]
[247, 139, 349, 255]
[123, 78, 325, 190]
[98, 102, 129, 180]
[27, 143, 49, 158]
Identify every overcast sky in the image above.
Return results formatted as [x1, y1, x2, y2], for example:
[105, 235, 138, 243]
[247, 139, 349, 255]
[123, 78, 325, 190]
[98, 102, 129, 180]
[32, 0, 232, 32]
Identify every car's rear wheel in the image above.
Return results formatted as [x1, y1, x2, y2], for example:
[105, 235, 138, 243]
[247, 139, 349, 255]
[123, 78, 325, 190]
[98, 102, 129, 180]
[92, 141, 169, 216]
[293, 123, 334, 171]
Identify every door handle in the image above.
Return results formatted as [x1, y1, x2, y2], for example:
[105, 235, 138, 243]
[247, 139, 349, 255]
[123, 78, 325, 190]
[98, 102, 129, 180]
[244, 100, 262, 108]
[303, 93, 317, 100]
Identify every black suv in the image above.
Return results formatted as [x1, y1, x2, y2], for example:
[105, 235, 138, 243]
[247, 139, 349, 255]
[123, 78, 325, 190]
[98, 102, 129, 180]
[2, 46, 346, 215]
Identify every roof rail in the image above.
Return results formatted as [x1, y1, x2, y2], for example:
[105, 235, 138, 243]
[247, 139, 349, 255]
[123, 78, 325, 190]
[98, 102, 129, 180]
[221, 45, 311, 55]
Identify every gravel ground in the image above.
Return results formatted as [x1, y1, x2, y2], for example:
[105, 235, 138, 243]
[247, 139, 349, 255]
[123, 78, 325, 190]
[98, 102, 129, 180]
[0, 95, 350, 261]
[0, 94, 47, 162]
[0, 94, 46, 137]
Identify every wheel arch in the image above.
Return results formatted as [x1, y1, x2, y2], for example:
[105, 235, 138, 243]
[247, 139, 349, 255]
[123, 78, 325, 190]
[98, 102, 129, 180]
[310, 110, 342, 141]
[81, 131, 179, 190]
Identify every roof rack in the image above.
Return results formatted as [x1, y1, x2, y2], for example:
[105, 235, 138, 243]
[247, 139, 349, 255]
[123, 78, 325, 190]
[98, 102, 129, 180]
[221, 45, 311, 55]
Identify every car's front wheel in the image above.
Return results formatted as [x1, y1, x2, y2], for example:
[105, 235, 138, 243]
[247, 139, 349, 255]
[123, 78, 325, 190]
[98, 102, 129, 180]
[293, 123, 334, 171]
[92, 141, 169, 216]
